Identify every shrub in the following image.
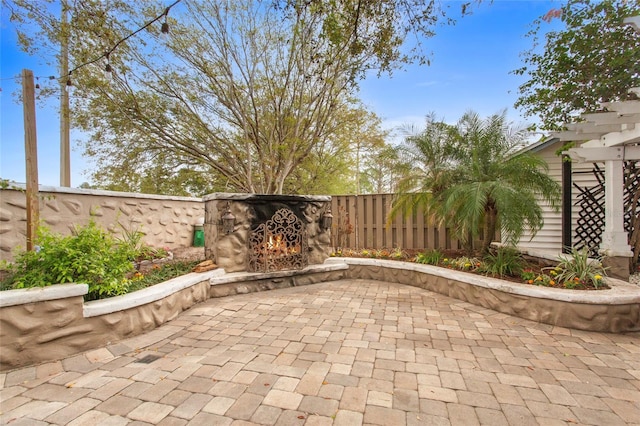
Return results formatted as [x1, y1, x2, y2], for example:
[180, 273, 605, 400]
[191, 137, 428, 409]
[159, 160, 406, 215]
[555, 247, 607, 289]
[127, 261, 200, 293]
[521, 267, 561, 287]
[443, 256, 482, 271]
[374, 249, 391, 258]
[116, 221, 168, 261]
[2, 221, 135, 300]
[481, 246, 525, 277]
[390, 247, 407, 260]
[414, 249, 444, 265]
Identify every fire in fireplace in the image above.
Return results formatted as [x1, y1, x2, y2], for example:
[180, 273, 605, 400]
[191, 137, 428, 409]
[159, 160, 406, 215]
[247, 208, 308, 272]
[203, 193, 331, 273]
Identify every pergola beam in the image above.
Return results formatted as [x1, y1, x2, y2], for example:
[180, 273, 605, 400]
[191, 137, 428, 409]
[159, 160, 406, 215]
[555, 131, 607, 141]
[581, 125, 640, 148]
[565, 122, 633, 134]
[567, 145, 640, 162]
[624, 16, 640, 32]
[601, 100, 640, 115]
[580, 111, 640, 125]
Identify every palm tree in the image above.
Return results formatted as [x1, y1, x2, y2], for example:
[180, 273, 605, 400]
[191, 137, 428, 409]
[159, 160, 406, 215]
[392, 110, 561, 254]
[389, 114, 459, 222]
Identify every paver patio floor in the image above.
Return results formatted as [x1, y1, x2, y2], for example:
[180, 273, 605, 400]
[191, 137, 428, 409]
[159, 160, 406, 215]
[1, 279, 639, 425]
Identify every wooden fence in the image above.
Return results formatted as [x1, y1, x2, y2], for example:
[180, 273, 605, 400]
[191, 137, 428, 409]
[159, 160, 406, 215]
[330, 194, 482, 251]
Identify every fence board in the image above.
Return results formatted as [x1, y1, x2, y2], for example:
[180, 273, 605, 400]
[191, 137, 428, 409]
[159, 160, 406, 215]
[330, 194, 468, 251]
[394, 196, 404, 248]
[405, 208, 415, 249]
[415, 206, 425, 248]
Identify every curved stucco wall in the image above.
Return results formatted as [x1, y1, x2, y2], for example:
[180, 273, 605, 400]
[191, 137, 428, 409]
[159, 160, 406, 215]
[326, 258, 640, 333]
[0, 274, 213, 370]
[0, 185, 203, 262]
[0, 265, 345, 371]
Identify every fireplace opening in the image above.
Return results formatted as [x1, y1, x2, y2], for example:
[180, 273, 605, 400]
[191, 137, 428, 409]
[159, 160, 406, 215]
[247, 208, 308, 272]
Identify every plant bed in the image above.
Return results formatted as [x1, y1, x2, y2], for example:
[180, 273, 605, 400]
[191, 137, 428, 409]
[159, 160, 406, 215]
[331, 246, 610, 290]
[0, 221, 206, 301]
[126, 260, 203, 292]
[325, 257, 640, 333]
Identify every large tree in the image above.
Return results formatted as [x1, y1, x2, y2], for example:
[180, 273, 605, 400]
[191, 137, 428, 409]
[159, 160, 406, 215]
[6, 0, 476, 195]
[392, 111, 561, 253]
[513, 0, 640, 131]
[359, 144, 407, 194]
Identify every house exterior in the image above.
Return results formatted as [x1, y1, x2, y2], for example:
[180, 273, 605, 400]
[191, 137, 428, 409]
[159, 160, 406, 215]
[513, 15, 640, 280]
[514, 138, 599, 255]
[516, 135, 638, 280]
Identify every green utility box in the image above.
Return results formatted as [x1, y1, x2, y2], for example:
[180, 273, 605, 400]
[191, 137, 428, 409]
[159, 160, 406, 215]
[193, 225, 205, 247]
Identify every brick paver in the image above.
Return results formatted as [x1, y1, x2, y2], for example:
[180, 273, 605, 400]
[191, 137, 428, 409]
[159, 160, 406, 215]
[1, 279, 639, 425]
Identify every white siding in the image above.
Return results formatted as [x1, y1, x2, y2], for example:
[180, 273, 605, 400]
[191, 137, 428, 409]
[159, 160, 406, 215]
[515, 142, 598, 253]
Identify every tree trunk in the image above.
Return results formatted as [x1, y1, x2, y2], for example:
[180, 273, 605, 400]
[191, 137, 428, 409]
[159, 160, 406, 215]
[482, 205, 497, 254]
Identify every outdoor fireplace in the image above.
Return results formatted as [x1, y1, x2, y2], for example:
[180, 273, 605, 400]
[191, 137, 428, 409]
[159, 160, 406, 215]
[203, 193, 331, 273]
[248, 208, 308, 272]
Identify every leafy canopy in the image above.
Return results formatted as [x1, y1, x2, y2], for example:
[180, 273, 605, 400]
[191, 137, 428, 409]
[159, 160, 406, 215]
[513, 0, 640, 131]
[5, 0, 478, 195]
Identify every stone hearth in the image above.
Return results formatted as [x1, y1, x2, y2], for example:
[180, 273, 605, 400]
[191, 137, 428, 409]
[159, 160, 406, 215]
[203, 193, 332, 273]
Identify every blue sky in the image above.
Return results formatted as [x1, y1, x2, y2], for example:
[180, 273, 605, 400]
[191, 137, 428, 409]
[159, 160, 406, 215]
[1, 0, 562, 187]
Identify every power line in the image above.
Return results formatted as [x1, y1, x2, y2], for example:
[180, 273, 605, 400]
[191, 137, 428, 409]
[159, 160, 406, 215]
[67, 0, 182, 83]
[2, 0, 182, 85]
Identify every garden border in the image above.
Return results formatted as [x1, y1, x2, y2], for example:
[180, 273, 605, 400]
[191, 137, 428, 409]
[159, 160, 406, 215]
[326, 257, 640, 333]
[1, 259, 638, 371]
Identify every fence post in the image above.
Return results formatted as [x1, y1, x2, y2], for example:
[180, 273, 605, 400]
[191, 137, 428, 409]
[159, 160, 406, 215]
[22, 69, 39, 251]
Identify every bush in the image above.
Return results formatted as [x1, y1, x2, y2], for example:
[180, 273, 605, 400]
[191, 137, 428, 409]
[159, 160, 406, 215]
[115, 221, 168, 261]
[1, 221, 135, 300]
[555, 247, 607, 289]
[414, 249, 444, 265]
[481, 246, 525, 278]
[127, 260, 200, 293]
[443, 256, 482, 271]
[520, 267, 561, 287]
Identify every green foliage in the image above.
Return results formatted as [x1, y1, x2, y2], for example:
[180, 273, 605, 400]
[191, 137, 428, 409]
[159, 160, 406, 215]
[280, 0, 476, 76]
[391, 110, 561, 254]
[390, 114, 459, 223]
[389, 247, 407, 260]
[115, 220, 145, 255]
[522, 268, 561, 287]
[67, 1, 393, 195]
[126, 261, 200, 293]
[414, 249, 444, 265]
[359, 143, 408, 194]
[8, 0, 476, 195]
[480, 246, 525, 277]
[513, 0, 640, 130]
[442, 256, 482, 271]
[521, 268, 537, 282]
[0, 178, 24, 191]
[1, 221, 134, 301]
[114, 221, 168, 262]
[555, 247, 607, 289]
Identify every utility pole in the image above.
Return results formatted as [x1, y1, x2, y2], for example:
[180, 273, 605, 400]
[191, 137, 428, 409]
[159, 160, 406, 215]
[60, 0, 71, 187]
[22, 69, 40, 251]
[355, 141, 360, 249]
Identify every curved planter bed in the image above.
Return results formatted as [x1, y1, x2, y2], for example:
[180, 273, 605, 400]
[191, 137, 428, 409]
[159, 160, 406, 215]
[1, 258, 638, 371]
[326, 257, 640, 334]
[0, 264, 347, 371]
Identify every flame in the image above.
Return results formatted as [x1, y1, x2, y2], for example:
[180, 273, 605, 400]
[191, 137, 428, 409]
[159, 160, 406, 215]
[265, 233, 288, 254]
